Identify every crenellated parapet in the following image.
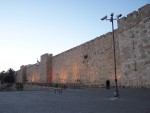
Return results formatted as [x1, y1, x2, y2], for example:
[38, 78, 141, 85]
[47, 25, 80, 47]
[117, 4, 150, 88]
[118, 4, 150, 32]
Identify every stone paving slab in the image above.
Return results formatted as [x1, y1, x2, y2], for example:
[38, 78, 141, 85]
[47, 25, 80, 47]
[0, 88, 150, 113]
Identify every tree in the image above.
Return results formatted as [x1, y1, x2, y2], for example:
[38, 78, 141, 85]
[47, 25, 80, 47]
[0, 71, 5, 84]
[0, 68, 15, 84]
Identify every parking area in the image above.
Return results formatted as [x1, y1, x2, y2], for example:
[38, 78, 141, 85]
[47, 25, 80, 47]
[0, 88, 150, 113]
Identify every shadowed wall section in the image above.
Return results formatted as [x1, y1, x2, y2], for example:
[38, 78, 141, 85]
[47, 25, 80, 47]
[118, 4, 150, 87]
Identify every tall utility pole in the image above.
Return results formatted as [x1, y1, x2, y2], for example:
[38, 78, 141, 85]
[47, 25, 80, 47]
[101, 13, 122, 97]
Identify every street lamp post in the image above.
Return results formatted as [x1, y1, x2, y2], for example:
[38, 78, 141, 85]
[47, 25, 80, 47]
[101, 13, 122, 97]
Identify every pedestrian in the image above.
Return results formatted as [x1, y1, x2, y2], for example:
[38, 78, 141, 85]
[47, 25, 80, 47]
[106, 80, 110, 89]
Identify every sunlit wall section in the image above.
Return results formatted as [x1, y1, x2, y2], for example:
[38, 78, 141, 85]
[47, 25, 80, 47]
[52, 46, 84, 85]
[26, 64, 40, 83]
[15, 65, 26, 83]
[52, 32, 121, 87]
[39, 53, 53, 83]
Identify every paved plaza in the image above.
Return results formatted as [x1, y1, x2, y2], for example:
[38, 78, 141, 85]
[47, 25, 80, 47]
[0, 88, 150, 113]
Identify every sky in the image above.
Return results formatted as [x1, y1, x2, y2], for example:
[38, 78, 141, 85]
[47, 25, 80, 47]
[0, 0, 149, 72]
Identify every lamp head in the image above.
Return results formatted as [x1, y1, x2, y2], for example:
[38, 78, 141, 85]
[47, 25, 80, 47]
[111, 13, 114, 17]
[101, 15, 107, 20]
[116, 14, 122, 19]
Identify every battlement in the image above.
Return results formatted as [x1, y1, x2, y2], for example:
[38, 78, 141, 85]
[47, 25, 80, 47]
[118, 4, 150, 32]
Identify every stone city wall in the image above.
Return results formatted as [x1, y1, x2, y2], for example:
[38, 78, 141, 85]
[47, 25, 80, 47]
[16, 4, 150, 88]
[26, 64, 40, 83]
[16, 66, 26, 83]
[16, 54, 52, 84]
[118, 4, 150, 87]
[52, 32, 121, 87]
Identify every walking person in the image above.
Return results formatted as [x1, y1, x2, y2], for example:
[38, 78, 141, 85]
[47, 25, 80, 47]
[106, 80, 110, 89]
